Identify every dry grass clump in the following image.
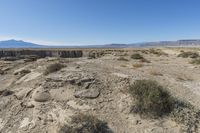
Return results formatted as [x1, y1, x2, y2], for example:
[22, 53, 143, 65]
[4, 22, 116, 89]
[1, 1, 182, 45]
[59, 114, 112, 133]
[131, 53, 144, 59]
[170, 100, 200, 133]
[117, 56, 129, 61]
[129, 80, 200, 131]
[88, 50, 104, 59]
[149, 70, 163, 76]
[132, 63, 143, 68]
[139, 58, 151, 63]
[44, 63, 64, 75]
[149, 48, 168, 56]
[190, 58, 200, 65]
[178, 51, 199, 58]
[129, 80, 174, 118]
[120, 64, 127, 67]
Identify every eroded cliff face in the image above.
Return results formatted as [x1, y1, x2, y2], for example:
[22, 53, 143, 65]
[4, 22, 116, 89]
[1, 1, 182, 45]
[0, 49, 83, 58]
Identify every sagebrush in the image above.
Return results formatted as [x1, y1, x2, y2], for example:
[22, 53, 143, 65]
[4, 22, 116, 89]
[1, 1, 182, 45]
[129, 80, 174, 117]
[59, 114, 112, 133]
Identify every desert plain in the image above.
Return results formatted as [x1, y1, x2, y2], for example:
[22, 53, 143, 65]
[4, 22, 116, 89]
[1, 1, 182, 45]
[0, 47, 200, 133]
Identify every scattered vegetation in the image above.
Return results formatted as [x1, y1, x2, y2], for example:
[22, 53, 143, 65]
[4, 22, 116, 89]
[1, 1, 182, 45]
[149, 70, 163, 76]
[88, 50, 104, 59]
[178, 51, 199, 58]
[132, 63, 143, 68]
[139, 58, 151, 63]
[149, 48, 168, 56]
[44, 63, 64, 75]
[131, 53, 144, 59]
[170, 100, 200, 133]
[129, 79, 200, 132]
[129, 80, 174, 118]
[117, 56, 129, 61]
[59, 114, 112, 133]
[120, 64, 127, 67]
[190, 58, 200, 65]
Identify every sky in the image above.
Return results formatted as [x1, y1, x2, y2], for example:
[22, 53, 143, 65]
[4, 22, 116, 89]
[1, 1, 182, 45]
[0, 0, 200, 46]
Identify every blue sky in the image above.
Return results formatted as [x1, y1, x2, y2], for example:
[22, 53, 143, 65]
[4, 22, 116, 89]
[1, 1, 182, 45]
[0, 0, 200, 45]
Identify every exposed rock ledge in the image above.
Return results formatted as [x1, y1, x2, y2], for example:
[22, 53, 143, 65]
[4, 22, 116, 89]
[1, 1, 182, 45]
[0, 49, 83, 58]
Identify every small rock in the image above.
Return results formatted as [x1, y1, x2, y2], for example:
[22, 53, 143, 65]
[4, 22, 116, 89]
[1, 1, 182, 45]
[80, 77, 94, 83]
[74, 89, 100, 99]
[83, 82, 92, 89]
[32, 87, 51, 102]
[21, 102, 35, 108]
[0, 90, 14, 96]
[136, 120, 142, 125]
[26, 103, 34, 108]
[14, 68, 31, 75]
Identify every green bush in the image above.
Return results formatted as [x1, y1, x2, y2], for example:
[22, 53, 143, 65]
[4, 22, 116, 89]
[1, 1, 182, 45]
[44, 63, 64, 75]
[59, 114, 112, 133]
[131, 53, 144, 59]
[178, 51, 199, 58]
[129, 80, 174, 118]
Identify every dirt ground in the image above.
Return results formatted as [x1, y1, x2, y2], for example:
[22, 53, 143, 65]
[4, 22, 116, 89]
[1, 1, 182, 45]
[0, 47, 200, 133]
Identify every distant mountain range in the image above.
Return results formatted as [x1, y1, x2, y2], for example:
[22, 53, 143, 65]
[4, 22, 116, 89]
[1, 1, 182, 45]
[1, 39, 200, 48]
[0, 40, 44, 48]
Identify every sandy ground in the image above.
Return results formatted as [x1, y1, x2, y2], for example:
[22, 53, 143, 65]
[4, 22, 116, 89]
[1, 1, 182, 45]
[0, 48, 200, 133]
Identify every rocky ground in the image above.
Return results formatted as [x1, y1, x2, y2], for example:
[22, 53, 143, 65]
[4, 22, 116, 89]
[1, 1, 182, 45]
[0, 48, 200, 133]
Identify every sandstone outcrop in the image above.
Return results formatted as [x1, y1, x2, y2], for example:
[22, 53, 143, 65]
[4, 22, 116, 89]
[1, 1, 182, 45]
[0, 49, 83, 59]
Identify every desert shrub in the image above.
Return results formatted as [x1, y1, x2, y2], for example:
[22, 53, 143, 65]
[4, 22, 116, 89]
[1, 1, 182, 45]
[131, 53, 144, 59]
[190, 58, 200, 65]
[139, 58, 151, 63]
[120, 64, 127, 67]
[149, 49, 168, 56]
[44, 63, 64, 75]
[117, 56, 129, 61]
[149, 70, 163, 76]
[132, 63, 143, 68]
[170, 100, 200, 133]
[88, 52, 96, 59]
[129, 80, 174, 118]
[88, 50, 104, 59]
[59, 114, 112, 133]
[178, 51, 199, 58]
